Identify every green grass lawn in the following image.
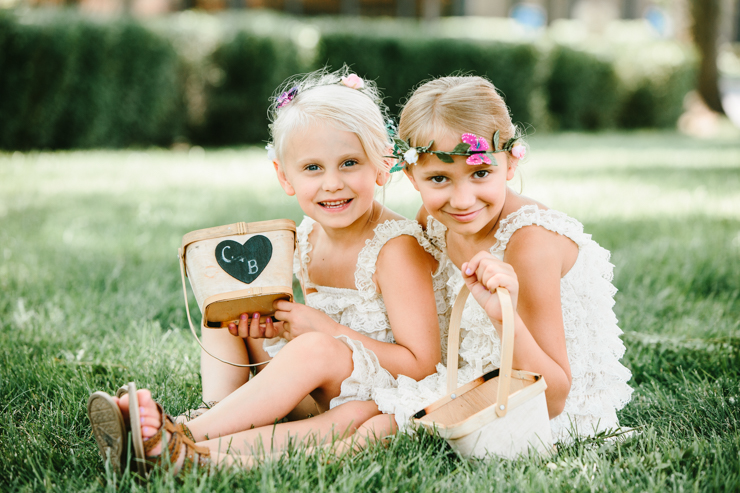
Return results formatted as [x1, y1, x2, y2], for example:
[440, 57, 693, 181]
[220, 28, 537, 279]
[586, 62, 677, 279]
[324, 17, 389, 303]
[1, 130, 739, 492]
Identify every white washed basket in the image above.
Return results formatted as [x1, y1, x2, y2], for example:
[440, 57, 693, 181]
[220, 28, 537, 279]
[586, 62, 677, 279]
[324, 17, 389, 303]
[412, 286, 554, 459]
[178, 219, 296, 367]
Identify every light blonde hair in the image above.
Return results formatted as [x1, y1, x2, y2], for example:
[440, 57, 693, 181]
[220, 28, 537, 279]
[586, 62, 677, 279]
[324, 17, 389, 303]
[398, 76, 518, 157]
[268, 67, 391, 173]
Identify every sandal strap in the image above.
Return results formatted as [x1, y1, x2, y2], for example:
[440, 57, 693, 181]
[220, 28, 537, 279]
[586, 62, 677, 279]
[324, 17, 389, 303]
[140, 403, 210, 473]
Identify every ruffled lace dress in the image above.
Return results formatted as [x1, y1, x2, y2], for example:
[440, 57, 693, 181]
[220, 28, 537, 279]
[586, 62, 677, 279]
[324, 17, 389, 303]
[263, 216, 454, 409]
[374, 205, 633, 442]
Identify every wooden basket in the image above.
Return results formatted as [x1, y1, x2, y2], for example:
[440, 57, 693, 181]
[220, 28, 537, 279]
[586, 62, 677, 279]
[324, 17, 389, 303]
[412, 285, 553, 459]
[178, 219, 296, 367]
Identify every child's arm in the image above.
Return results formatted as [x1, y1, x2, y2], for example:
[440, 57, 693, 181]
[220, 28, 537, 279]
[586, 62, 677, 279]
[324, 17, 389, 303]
[273, 235, 441, 381]
[462, 226, 575, 418]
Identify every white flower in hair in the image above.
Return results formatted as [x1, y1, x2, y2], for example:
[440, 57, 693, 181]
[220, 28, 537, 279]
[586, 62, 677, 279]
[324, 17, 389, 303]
[404, 148, 419, 164]
[266, 144, 277, 162]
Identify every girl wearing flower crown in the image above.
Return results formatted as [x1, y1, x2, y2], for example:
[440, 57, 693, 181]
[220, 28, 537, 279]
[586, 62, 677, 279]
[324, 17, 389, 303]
[85, 68, 453, 475]
[360, 75, 633, 443]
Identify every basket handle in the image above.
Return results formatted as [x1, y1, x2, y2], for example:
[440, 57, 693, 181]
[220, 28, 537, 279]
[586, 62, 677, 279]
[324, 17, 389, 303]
[178, 248, 266, 368]
[445, 285, 516, 418]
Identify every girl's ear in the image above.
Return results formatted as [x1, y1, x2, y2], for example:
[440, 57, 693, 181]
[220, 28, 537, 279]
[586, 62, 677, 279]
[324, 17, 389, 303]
[506, 157, 519, 181]
[376, 170, 390, 186]
[403, 167, 420, 191]
[273, 161, 296, 196]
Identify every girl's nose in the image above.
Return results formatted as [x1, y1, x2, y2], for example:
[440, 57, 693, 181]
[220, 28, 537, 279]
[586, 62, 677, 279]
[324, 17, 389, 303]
[322, 170, 344, 192]
[449, 183, 476, 210]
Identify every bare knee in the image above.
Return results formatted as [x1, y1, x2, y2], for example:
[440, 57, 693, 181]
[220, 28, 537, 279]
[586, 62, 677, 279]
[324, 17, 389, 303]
[280, 333, 350, 372]
[333, 401, 381, 433]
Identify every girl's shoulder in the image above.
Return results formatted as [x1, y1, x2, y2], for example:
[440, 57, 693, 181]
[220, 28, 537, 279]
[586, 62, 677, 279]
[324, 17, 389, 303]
[493, 203, 590, 254]
[358, 216, 444, 299]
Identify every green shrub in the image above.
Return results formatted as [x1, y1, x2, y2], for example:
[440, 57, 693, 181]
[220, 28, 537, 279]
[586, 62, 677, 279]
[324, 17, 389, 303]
[545, 45, 622, 130]
[191, 31, 303, 146]
[619, 60, 696, 129]
[318, 34, 541, 127]
[0, 11, 185, 150]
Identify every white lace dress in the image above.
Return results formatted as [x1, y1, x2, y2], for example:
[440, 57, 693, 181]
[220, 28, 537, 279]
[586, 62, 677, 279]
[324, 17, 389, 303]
[263, 216, 454, 409]
[374, 205, 633, 442]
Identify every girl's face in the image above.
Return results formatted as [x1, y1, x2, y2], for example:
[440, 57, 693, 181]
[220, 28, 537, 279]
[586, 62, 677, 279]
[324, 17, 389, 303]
[275, 121, 386, 231]
[405, 130, 517, 238]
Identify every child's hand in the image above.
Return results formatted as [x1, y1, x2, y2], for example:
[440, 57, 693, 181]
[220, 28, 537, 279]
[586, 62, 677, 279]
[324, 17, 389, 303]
[461, 251, 519, 325]
[273, 300, 339, 341]
[228, 313, 283, 339]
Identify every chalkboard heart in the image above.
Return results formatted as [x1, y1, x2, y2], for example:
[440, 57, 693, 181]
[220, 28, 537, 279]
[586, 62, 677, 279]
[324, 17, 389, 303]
[215, 235, 272, 284]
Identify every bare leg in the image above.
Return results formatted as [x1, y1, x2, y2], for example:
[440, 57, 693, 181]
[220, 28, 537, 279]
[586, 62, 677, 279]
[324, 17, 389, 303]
[200, 328, 252, 402]
[187, 332, 354, 441]
[117, 391, 380, 472]
[332, 413, 399, 454]
[200, 401, 381, 457]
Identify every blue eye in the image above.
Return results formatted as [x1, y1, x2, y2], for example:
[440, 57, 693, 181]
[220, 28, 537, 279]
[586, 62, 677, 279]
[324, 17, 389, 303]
[341, 159, 358, 168]
[306, 164, 320, 171]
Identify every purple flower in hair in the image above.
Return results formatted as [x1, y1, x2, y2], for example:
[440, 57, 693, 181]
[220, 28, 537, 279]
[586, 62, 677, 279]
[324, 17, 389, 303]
[277, 86, 299, 109]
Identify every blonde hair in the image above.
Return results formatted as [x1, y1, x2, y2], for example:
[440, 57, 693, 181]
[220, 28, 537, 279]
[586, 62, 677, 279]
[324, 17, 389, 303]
[269, 67, 391, 172]
[399, 76, 518, 155]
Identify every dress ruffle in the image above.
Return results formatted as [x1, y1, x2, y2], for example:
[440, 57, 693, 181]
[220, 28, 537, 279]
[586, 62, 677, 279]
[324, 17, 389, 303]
[376, 209, 633, 441]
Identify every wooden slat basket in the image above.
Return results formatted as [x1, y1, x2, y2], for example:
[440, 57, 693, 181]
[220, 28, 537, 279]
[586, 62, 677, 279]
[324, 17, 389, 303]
[412, 285, 553, 459]
[178, 219, 296, 367]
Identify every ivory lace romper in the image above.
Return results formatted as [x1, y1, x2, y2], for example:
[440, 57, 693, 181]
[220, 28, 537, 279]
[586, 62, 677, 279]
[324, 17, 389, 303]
[263, 216, 454, 408]
[374, 205, 633, 441]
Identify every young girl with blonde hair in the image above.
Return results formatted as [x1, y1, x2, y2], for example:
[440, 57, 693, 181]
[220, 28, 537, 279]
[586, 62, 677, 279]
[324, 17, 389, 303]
[368, 75, 633, 442]
[86, 68, 453, 474]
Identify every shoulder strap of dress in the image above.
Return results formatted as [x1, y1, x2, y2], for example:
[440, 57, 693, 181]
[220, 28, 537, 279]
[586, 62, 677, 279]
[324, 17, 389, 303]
[424, 215, 448, 252]
[354, 219, 428, 300]
[293, 216, 316, 290]
[492, 205, 589, 254]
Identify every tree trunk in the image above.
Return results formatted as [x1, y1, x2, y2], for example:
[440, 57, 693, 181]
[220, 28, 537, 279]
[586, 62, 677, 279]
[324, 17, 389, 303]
[691, 0, 725, 113]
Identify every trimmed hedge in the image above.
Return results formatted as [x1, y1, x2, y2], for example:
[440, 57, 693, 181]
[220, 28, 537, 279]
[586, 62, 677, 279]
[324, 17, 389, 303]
[191, 32, 303, 146]
[0, 12, 185, 150]
[545, 46, 622, 130]
[0, 11, 698, 150]
[317, 34, 541, 128]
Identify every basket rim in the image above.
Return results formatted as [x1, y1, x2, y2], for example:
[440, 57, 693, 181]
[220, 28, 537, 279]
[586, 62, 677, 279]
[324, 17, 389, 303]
[181, 219, 296, 252]
[413, 371, 547, 439]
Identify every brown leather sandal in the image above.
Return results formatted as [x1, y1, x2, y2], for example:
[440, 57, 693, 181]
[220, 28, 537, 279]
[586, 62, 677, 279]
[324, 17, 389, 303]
[87, 391, 127, 474]
[127, 382, 211, 477]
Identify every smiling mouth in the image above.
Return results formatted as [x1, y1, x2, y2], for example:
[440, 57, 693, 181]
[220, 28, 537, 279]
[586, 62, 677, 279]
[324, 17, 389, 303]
[319, 199, 353, 211]
[447, 209, 482, 222]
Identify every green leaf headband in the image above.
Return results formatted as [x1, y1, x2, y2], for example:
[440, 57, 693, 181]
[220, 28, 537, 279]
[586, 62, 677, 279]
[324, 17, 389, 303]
[386, 127, 526, 173]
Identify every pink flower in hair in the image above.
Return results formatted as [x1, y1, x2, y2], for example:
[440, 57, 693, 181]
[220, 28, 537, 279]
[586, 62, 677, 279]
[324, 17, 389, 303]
[461, 133, 492, 165]
[341, 74, 365, 89]
[511, 143, 526, 159]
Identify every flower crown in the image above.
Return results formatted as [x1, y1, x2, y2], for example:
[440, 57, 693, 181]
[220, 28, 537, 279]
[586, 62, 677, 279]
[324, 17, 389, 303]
[267, 72, 378, 162]
[386, 128, 526, 173]
[275, 73, 367, 111]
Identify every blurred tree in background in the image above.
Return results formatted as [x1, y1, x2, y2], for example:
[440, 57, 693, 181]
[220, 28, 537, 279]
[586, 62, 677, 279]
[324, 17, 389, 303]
[690, 0, 725, 113]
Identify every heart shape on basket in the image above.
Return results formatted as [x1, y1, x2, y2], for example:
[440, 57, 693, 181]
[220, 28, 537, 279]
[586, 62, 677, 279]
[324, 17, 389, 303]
[215, 235, 273, 284]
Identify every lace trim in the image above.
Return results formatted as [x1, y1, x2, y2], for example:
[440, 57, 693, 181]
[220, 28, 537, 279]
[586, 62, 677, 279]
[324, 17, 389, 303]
[492, 205, 590, 255]
[425, 216, 448, 253]
[330, 335, 397, 408]
[293, 216, 317, 290]
[354, 219, 422, 300]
